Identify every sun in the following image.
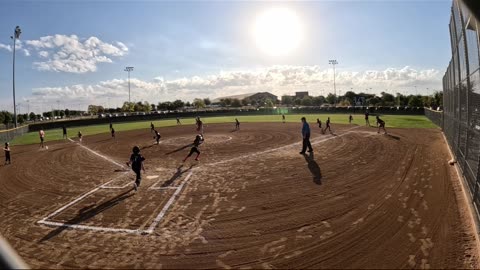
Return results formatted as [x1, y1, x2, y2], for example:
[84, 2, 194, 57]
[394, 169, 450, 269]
[253, 7, 303, 57]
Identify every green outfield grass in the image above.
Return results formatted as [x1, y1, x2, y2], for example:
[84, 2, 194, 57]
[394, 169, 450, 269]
[9, 114, 437, 146]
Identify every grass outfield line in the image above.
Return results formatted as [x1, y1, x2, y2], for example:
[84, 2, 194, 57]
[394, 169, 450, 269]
[10, 114, 437, 146]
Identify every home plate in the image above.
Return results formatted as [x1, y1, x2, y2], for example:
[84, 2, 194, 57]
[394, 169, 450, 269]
[146, 175, 159, 179]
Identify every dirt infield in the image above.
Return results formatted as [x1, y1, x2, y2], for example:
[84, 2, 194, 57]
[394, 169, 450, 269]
[0, 122, 478, 268]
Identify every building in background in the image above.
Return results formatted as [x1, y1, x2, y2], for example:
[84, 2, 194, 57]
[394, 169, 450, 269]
[442, 0, 480, 210]
[213, 92, 278, 104]
[295, 91, 309, 99]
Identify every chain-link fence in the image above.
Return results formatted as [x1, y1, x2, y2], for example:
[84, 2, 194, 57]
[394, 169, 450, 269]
[424, 109, 443, 129]
[435, 0, 480, 218]
[0, 125, 29, 144]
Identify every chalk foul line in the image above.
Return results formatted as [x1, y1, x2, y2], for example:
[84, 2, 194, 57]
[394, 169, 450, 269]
[67, 138, 125, 168]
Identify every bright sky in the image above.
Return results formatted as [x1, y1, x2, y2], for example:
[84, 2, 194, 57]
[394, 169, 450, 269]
[0, 0, 451, 113]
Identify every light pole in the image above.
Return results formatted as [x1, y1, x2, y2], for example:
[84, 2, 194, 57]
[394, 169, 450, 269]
[11, 26, 21, 128]
[26, 100, 30, 120]
[124, 66, 134, 103]
[329, 59, 338, 107]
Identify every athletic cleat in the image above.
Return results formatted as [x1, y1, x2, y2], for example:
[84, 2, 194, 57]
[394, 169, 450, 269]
[299, 152, 306, 155]
[133, 182, 138, 191]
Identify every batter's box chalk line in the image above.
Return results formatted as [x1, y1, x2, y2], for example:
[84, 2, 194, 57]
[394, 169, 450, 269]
[37, 171, 194, 235]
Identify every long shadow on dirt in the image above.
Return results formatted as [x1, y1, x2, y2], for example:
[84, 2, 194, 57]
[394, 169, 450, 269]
[161, 164, 195, 187]
[165, 144, 192, 155]
[386, 134, 401, 140]
[39, 188, 135, 242]
[303, 152, 322, 185]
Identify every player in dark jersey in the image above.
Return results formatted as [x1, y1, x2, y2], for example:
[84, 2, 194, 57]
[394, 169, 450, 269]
[153, 129, 161, 145]
[78, 131, 83, 142]
[62, 125, 67, 139]
[4, 142, 11, 165]
[365, 111, 370, 126]
[317, 118, 322, 129]
[376, 116, 387, 134]
[323, 117, 332, 134]
[349, 114, 353, 124]
[282, 114, 286, 124]
[183, 134, 204, 162]
[111, 127, 116, 139]
[176, 117, 181, 125]
[126, 146, 146, 191]
[235, 118, 240, 130]
[109, 121, 113, 131]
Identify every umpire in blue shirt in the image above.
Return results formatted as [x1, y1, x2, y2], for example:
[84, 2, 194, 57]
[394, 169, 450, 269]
[300, 117, 313, 154]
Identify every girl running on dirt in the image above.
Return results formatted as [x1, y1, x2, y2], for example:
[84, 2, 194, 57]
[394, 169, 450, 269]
[323, 117, 332, 134]
[78, 131, 83, 142]
[126, 146, 146, 191]
[183, 134, 204, 162]
[349, 114, 353, 124]
[317, 118, 322, 129]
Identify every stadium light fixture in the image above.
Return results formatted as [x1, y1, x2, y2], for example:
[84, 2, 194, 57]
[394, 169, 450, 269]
[124, 67, 134, 103]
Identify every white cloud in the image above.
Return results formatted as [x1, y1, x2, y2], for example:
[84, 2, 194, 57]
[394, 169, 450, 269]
[0, 41, 29, 56]
[38, 51, 49, 58]
[24, 34, 128, 73]
[26, 65, 441, 111]
[0, 43, 12, 52]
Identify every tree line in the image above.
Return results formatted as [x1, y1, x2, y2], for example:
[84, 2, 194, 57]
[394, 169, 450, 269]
[281, 91, 443, 108]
